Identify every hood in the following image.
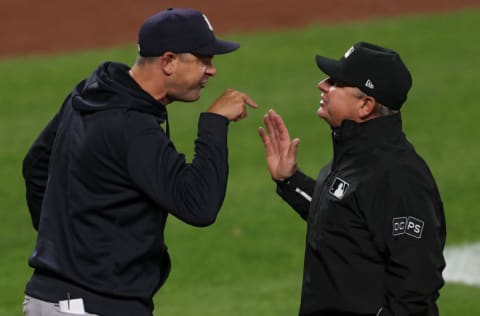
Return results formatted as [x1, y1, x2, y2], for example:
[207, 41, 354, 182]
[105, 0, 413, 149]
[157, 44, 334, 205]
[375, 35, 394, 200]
[71, 62, 167, 121]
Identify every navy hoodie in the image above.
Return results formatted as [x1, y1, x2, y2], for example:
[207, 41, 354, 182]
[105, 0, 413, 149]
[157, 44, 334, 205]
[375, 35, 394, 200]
[23, 62, 230, 315]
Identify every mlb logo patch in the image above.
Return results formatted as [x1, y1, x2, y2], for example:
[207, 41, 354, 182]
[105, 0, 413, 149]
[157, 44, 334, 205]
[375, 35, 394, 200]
[392, 216, 424, 239]
[329, 177, 349, 200]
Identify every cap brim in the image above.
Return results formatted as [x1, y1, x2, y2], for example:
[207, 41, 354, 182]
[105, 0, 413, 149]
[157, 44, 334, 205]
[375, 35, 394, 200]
[315, 55, 344, 80]
[191, 39, 240, 55]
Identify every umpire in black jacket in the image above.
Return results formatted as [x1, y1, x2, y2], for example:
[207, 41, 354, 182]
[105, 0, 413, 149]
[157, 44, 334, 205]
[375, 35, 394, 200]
[259, 42, 446, 315]
[22, 8, 257, 316]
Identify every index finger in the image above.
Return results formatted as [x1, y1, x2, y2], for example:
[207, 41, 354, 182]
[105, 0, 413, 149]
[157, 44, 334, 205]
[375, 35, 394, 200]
[241, 93, 259, 109]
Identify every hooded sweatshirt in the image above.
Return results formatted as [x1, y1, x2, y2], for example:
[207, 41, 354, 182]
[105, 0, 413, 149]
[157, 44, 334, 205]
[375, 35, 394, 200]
[23, 62, 230, 315]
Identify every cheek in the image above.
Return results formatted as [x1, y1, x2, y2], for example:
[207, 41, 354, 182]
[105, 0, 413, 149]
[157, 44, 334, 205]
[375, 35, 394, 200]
[177, 65, 203, 82]
[187, 70, 205, 84]
[318, 101, 347, 126]
[317, 103, 337, 126]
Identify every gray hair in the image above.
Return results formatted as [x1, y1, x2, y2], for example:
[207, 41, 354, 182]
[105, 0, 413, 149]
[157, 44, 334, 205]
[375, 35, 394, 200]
[135, 53, 193, 65]
[134, 55, 161, 65]
[353, 87, 399, 117]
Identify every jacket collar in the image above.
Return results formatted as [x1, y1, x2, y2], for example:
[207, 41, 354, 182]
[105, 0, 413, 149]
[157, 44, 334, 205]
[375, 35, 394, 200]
[330, 113, 405, 164]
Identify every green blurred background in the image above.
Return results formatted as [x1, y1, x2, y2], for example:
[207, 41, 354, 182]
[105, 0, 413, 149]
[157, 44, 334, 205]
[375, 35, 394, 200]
[1, 8, 479, 315]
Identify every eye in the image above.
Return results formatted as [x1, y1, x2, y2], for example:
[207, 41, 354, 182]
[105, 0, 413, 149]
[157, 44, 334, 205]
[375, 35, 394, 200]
[201, 58, 213, 67]
[194, 54, 214, 67]
[329, 78, 349, 88]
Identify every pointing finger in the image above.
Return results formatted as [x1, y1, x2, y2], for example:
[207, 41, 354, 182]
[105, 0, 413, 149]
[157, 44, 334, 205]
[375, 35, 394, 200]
[241, 93, 259, 109]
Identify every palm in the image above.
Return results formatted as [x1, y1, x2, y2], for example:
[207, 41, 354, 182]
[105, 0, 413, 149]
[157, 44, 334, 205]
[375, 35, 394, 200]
[259, 110, 299, 181]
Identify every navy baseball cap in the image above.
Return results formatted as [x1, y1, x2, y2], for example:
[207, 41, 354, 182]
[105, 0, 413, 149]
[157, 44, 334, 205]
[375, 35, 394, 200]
[315, 42, 412, 110]
[138, 8, 240, 57]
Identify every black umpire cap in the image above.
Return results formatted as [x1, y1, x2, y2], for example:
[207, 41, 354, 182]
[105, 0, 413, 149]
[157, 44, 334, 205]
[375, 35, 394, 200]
[315, 42, 412, 110]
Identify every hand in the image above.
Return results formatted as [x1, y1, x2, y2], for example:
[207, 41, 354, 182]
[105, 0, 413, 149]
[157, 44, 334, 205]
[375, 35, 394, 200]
[258, 109, 299, 181]
[207, 89, 258, 122]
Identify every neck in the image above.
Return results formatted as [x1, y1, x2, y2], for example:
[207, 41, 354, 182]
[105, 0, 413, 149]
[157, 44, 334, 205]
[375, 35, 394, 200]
[129, 66, 170, 105]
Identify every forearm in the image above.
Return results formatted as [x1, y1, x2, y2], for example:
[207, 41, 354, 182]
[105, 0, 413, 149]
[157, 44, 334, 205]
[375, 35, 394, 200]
[128, 112, 230, 226]
[171, 112, 229, 226]
[276, 169, 315, 220]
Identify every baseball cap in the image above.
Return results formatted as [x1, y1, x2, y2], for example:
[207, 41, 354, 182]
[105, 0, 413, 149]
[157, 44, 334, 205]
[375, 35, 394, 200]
[138, 8, 240, 57]
[315, 42, 412, 110]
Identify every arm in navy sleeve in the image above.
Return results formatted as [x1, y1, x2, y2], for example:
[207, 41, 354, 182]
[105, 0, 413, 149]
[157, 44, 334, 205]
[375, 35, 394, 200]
[127, 112, 230, 227]
[22, 112, 60, 230]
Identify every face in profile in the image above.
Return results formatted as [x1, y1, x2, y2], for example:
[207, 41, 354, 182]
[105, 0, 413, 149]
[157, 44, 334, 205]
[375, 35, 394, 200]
[167, 53, 216, 102]
[317, 77, 366, 127]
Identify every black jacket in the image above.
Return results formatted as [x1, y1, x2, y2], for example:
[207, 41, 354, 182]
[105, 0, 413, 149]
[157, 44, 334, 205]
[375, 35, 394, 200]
[277, 114, 446, 316]
[23, 62, 230, 315]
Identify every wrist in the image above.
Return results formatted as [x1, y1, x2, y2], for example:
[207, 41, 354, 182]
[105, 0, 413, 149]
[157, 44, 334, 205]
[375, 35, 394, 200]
[273, 172, 296, 185]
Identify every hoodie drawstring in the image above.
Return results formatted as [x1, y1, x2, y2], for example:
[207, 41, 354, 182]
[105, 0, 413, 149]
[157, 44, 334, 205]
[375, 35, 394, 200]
[160, 106, 170, 138]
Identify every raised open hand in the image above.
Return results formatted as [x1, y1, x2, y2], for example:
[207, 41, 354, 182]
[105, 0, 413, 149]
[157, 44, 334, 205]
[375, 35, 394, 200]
[258, 109, 299, 181]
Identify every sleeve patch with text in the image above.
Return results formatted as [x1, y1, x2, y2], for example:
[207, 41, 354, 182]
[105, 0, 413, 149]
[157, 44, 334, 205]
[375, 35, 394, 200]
[392, 216, 424, 239]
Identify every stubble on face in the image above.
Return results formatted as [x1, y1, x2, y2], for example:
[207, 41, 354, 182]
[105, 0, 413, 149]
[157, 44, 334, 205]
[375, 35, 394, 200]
[168, 54, 215, 103]
[316, 80, 363, 127]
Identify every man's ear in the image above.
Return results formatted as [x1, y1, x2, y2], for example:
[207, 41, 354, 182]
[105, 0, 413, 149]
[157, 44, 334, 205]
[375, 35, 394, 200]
[160, 52, 177, 75]
[358, 96, 377, 120]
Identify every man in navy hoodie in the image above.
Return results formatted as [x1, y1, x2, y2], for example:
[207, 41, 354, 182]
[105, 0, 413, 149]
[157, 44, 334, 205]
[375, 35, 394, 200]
[22, 8, 257, 316]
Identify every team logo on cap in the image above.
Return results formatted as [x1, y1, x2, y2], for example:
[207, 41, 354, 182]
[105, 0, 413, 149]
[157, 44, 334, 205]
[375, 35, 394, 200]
[202, 14, 213, 31]
[329, 177, 350, 199]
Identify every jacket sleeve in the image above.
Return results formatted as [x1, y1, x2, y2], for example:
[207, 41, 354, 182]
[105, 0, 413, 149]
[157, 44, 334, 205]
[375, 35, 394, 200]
[22, 112, 60, 230]
[276, 170, 316, 220]
[371, 169, 446, 316]
[127, 112, 230, 227]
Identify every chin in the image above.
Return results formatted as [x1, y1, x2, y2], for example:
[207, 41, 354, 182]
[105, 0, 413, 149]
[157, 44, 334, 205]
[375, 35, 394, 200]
[317, 107, 326, 119]
[187, 90, 202, 102]
[317, 111, 333, 126]
[189, 95, 201, 102]
[172, 93, 201, 103]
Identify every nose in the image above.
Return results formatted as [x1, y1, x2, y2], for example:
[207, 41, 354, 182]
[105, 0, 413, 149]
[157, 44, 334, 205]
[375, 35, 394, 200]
[318, 78, 331, 93]
[205, 64, 216, 77]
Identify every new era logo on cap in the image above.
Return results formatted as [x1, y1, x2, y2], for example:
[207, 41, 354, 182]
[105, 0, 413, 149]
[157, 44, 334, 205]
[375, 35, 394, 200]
[365, 79, 374, 89]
